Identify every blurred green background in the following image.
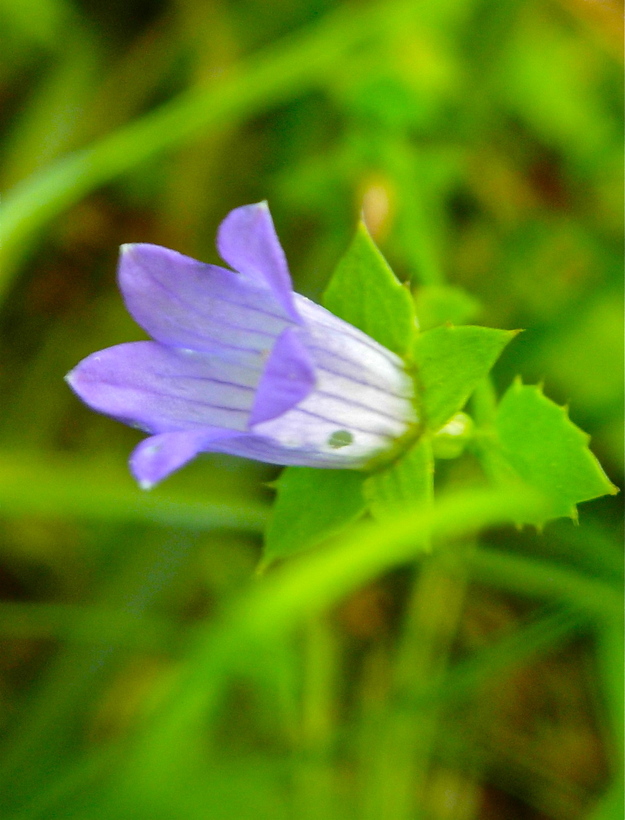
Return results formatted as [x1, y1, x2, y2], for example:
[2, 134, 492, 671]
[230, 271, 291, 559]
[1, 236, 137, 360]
[0, 0, 622, 818]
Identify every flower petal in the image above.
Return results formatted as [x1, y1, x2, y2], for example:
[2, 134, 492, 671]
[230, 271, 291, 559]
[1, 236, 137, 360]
[201, 424, 386, 469]
[118, 243, 292, 352]
[217, 202, 300, 322]
[294, 295, 413, 398]
[248, 406, 395, 467]
[248, 327, 316, 426]
[130, 429, 242, 488]
[66, 341, 260, 434]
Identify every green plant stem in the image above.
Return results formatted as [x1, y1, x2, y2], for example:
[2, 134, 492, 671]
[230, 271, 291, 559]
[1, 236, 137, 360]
[0, 602, 176, 649]
[15, 606, 583, 820]
[0, 452, 268, 532]
[365, 544, 474, 820]
[294, 617, 339, 820]
[0, 529, 202, 809]
[468, 547, 622, 619]
[361, 437, 436, 819]
[124, 486, 547, 784]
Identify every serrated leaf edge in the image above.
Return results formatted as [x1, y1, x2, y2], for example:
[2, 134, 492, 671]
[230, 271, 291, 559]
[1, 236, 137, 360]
[499, 379, 619, 524]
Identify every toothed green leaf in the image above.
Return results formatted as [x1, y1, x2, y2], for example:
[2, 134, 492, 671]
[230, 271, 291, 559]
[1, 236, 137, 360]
[413, 285, 481, 330]
[263, 467, 367, 565]
[413, 325, 516, 432]
[364, 436, 434, 524]
[322, 221, 417, 355]
[493, 381, 618, 523]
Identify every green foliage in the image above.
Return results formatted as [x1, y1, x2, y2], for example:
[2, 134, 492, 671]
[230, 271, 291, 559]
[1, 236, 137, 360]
[412, 324, 516, 432]
[413, 284, 481, 330]
[431, 411, 474, 459]
[268, 226, 615, 561]
[263, 468, 366, 565]
[322, 219, 417, 355]
[364, 435, 434, 523]
[490, 380, 618, 524]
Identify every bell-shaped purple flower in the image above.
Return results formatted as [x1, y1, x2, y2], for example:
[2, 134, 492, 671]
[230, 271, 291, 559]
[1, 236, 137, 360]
[67, 203, 417, 488]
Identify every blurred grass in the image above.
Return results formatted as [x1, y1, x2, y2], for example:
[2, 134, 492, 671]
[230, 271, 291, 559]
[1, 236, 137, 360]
[0, 0, 622, 817]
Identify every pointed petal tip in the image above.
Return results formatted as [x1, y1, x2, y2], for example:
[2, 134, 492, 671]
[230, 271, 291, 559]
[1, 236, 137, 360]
[129, 428, 241, 488]
[119, 242, 152, 261]
[130, 441, 168, 488]
[118, 242, 167, 263]
[64, 362, 89, 396]
[238, 200, 269, 212]
[117, 243, 143, 274]
[217, 201, 299, 323]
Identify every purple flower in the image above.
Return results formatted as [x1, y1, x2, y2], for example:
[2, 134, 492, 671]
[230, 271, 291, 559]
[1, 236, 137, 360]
[66, 203, 416, 488]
